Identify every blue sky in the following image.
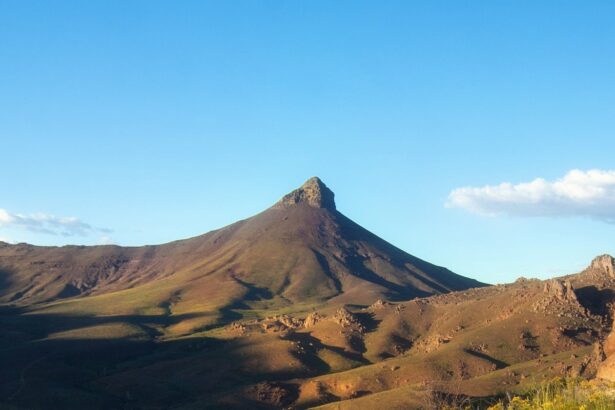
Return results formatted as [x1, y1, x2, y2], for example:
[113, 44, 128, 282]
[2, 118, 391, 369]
[1, 1, 614, 284]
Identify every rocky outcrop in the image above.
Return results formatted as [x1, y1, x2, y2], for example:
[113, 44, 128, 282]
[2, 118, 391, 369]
[261, 315, 304, 333]
[590, 254, 615, 278]
[304, 312, 323, 328]
[247, 382, 299, 407]
[369, 299, 391, 310]
[228, 309, 368, 335]
[532, 279, 589, 321]
[415, 334, 452, 353]
[596, 309, 615, 381]
[543, 279, 579, 303]
[332, 308, 365, 333]
[274, 177, 336, 210]
[594, 302, 615, 381]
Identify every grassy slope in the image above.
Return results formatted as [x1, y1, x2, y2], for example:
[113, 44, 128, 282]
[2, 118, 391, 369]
[0, 268, 611, 409]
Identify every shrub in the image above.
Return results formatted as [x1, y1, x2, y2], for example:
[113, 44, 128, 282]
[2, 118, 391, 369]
[487, 377, 615, 410]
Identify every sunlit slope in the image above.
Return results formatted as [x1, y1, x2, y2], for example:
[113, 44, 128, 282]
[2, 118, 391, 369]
[212, 260, 615, 408]
[1, 255, 613, 409]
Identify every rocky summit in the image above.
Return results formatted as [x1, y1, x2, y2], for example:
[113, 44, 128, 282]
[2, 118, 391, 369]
[274, 176, 337, 210]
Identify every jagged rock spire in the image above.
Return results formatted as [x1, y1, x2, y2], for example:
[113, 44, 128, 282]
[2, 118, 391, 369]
[275, 177, 336, 210]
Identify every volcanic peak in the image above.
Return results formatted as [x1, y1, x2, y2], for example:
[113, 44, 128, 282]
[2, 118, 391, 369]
[275, 176, 336, 210]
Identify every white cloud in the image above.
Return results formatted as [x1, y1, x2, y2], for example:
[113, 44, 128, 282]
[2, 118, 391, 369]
[0, 208, 111, 237]
[447, 169, 615, 222]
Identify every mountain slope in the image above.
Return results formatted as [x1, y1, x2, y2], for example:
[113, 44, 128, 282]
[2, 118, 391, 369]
[0, 177, 483, 332]
[1, 255, 612, 410]
[210, 255, 615, 409]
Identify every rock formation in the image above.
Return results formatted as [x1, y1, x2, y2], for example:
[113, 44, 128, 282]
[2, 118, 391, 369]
[596, 311, 615, 381]
[543, 279, 579, 303]
[332, 308, 365, 333]
[304, 312, 323, 328]
[274, 176, 336, 210]
[590, 254, 615, 278]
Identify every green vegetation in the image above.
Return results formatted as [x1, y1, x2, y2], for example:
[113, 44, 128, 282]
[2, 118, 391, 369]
[487, 378, 615, 410]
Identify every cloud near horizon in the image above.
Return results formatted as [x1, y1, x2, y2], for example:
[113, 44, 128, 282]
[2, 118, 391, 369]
[447, 169, 615, 223]
[0, 208, 111, 237]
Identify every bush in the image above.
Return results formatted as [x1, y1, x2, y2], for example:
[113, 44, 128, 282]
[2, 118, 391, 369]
[487, 377, 615, 410]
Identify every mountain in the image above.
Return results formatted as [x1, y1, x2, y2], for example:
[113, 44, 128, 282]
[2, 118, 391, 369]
[0, 177, 482, 334]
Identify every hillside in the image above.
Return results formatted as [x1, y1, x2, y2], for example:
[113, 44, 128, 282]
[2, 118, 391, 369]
[1, 254, 614, 409]
[184, 255, 615, 409]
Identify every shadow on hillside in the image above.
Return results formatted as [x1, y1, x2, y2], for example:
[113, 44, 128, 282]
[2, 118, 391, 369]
[463, 349, 509, 370]
[575, 285, 615, 317]
[312, 250, 343, 294]
[0, 268, 14, 298]
[284, 331, 369, 369]
[0, 308, 303, 410]
[354, 311, 381, 333]
[0, 306, 208, 340]
[232, 275, 274, 301]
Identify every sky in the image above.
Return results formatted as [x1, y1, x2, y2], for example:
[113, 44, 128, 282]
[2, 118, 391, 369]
[1, 1, 615, 284]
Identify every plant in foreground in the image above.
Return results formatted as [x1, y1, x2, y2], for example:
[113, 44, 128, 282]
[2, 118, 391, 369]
[486, 377, 615, 410]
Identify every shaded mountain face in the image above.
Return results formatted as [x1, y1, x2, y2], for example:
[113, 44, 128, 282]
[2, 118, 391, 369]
[0, 177, 482, 324]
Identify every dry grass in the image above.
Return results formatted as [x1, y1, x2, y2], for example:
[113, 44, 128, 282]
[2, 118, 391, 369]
[487, 378, 615, 410]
